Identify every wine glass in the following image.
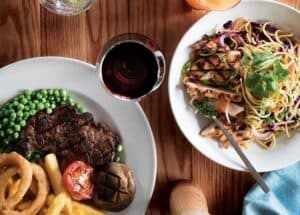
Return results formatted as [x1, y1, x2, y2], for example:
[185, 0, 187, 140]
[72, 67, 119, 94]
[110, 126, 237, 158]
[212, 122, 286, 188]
[96, 33, 166, 102]
[39, 0, 96, 16]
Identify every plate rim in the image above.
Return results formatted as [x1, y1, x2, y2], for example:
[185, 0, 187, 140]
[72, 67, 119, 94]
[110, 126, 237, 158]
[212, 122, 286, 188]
[0, 56, 157, 213]
[168, 0, 300, 172]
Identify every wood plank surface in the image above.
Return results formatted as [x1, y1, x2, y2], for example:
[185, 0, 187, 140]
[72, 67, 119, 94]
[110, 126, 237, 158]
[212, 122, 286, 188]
[0, 0, 299, 214]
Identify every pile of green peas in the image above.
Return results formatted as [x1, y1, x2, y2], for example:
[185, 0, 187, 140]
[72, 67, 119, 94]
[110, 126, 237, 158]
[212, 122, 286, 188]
[0, 89, 84, 152]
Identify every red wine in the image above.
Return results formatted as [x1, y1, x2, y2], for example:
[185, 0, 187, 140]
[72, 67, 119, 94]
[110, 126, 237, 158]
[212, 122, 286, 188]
[101, 42, 158, 99]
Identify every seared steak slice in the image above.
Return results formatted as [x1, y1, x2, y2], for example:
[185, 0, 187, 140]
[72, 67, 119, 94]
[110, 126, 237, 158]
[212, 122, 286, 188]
[16, 105, 119, 166]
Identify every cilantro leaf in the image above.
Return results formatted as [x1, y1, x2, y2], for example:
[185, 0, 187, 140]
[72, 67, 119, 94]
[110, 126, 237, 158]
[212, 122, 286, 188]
[253, 51, 274, 65]
[193, 99, 217, 117]
[252, 51, 277, 70]
[273, 60, 289, 82]
[244, 47, 289, 98]
[245, 72, 277, 98]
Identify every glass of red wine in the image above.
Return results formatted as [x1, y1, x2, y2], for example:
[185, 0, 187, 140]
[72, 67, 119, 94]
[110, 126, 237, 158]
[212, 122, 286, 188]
[96, 33, 166, 101]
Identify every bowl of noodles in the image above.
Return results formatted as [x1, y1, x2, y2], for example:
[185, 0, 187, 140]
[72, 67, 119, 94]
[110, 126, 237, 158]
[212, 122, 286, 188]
[169, 0, 300, 172]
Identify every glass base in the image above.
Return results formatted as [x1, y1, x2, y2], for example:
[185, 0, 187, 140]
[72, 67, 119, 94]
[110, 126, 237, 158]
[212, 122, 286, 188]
[40, 0, 95, 16]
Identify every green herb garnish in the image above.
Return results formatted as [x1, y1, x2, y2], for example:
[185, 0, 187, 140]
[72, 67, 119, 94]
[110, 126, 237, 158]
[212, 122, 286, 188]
[252, 50, 277, 69]
[182, 60, 192, 76]
[245, 72, 278, 98]
[245, 49, 289, 98]
[193, 99, 217, 117]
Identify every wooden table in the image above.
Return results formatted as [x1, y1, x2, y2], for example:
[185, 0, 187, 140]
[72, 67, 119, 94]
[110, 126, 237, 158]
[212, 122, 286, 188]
[0, 0, 299, 214]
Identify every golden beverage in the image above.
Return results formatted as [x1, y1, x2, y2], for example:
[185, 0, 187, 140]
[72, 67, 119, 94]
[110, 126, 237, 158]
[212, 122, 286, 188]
[186, 0, 240, 10]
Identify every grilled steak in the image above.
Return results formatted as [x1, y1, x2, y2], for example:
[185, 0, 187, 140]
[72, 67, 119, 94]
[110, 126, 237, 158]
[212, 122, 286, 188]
[16, 105, 119, 167]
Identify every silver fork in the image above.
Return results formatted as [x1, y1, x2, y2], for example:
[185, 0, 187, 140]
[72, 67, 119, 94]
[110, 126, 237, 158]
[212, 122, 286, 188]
[211, 115, 270, 193]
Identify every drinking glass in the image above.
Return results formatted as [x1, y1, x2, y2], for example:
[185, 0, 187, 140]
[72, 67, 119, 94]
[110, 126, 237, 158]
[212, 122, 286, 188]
[96, 33, 166, 102]
[185, 0, 241, 11]
[40, 0, 96, 16]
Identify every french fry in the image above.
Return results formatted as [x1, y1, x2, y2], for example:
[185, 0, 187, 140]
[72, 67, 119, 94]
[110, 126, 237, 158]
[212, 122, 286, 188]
[64, 194, 73, 215]
[72, 201, 105, 215]
[46, 192, 68, 215]
[44, 153, 65, 194]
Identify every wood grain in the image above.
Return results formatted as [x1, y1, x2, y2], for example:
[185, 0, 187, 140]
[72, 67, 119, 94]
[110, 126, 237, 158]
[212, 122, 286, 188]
[0, 0, 299, 214]
[0, 0, 40, 67]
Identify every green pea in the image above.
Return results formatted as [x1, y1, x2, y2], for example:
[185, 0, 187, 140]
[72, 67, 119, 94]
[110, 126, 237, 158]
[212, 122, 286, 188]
[37, 93, 43, 100]
[33, 100, 39, 104]
[18, 104, 25, 110]
[30, 110, 37, 116]
[20, 98, 27, 104]
[14, 125, 21, 132]
[50, 104, 56, 109]
[37, 103, 45, 110]
[54, 90, 60, 97]
[17, 111, 23, 118]
[16, 117, 23, 122]
[60, 89, 68, 97]
[115, 144, 124, 152]
[23, 112, 29, 119]
[0, 130, 4, 138]
[41, 98, 47, 104]
[10, 112, 17, 120]
[24, 106, 29, 111]
[41, 89, 47, 96]
[67, 97, 74, 103]
[48, 89, 54, 95]
[75, 103, 82, 109]
[2, 118, 9, 125]
[34, 153, 41, 160]
[18, 95, 25, 101]
[49, 97, 55, 101]
[45, 103, 50, 108]
[24, 89, 32, 97]
[6, 129, 13, 135]
[20, 120, 26, 127]
[29, 102, 36, 109]
[9, 121, 15, 128]
[13, 100, 19, 107]
[114, 155, 121, 162]
[46, 108, 52, 114]
[13, 132, 19, 139]
[55, 98, 61, 103]
[7, 103, 13, 109]
[62, 96, 67, 102]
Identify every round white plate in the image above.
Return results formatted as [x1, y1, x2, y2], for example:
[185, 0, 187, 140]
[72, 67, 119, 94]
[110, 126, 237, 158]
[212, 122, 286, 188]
[169, 0, 300, 172]
[0, 57, 156, 214]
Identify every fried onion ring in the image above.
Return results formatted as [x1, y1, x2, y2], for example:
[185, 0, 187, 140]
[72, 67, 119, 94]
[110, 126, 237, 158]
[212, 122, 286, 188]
[0, 152, 32, 209]
[3, 164, 49, 215]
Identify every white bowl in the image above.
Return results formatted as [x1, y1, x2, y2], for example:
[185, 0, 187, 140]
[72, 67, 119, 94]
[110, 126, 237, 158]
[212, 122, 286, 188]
[169, 0, 300, 172]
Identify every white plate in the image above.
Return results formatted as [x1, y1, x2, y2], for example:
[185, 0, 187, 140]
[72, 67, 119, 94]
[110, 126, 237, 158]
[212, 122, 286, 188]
[169, 0, 300, 172]
[0, 57, 157, 214]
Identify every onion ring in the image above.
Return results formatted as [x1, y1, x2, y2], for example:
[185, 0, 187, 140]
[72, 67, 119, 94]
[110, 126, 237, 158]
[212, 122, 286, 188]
[1, 164, 49, 215]
[20, 163, 49, 215]
[0, 152, 32, 209]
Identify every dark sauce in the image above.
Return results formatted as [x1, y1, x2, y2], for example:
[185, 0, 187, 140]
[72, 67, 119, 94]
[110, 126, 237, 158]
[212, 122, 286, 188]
[102, 42, 158, 99]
